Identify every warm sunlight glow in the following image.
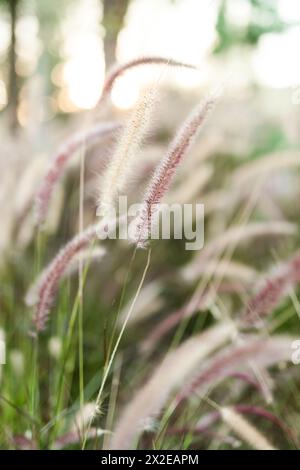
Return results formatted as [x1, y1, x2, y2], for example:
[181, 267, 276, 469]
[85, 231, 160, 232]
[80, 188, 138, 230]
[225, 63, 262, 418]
[111, 76, 140, 110]
[252, 27, 300, 88]
[63, 52, 104, 109]
[16, 16, 41, 76]
[278, 0, 300, 22]
[117, 0, 218, 92]
[60, 0, 104, 111]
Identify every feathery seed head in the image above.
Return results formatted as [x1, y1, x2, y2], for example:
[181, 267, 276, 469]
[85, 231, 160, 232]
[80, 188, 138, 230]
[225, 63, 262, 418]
[35, 122, 119, 227]
[109, 323, 233, 449]
[31, 224, 98, 331]
[242, 251, 300, 327]
[97, 88, 157, 218]
[133, 94, 217, 248]
[220, 407, 276, 450]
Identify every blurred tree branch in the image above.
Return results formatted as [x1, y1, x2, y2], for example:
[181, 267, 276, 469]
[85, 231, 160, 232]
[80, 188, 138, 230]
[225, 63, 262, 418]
[7, 0, 19, 132]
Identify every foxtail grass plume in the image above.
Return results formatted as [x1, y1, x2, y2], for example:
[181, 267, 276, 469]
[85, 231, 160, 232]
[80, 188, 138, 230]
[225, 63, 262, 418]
[176, 335, 294, 404]
[117, 280, 162, 326]
[141, 288, 211, 354]
[109, 322, 234, 449]
[142, 282, 255, 355]
[134, 93, 217, 248]
[30, 214, 125, 331]
[231, 405, 294, 442]
[197, 404, 292, 441]
[26, 246, 106, 307]
[53, 428, 107, 450]
[220, 407, 276, 450]
[141, 282, 252, 355]
[182, 259, 258, 284]
[166, 164, 213, 204]
[97, 88, 156, 217]
[31, 224, 98, 331]
[35, 122, 120, 226]
[181, 221, 296, 280]
[232, 150, 300, 188]
[242, 252, 300, 327]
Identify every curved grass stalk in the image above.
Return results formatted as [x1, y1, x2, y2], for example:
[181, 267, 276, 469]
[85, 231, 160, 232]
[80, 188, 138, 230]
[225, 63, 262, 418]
[35, 122, 120, 226]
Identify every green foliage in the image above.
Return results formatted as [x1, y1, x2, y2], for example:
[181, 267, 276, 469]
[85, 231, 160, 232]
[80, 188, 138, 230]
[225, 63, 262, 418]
[214, 0, 291, 53]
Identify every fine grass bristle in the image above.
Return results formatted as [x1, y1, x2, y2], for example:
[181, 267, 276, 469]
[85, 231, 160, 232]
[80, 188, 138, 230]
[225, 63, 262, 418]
[134, 93, 217, 248]
[97, 88, 157, 217]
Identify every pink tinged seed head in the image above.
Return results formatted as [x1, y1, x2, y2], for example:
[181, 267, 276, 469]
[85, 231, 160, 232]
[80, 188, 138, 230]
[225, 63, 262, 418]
[175, 339, 266, 405]
[242, 251, 300, 327]
[109, 323, 233, 449]
[97, 88, 157, 217]
[141, 282, 245, 355]
[141, 288, 211, 354]
[134, 95, 217, 248]
[34, 122, 120, 227]
[243, 276, 287, 325]
[175, 335, 293, 405]
[32, 225, 98, 331]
